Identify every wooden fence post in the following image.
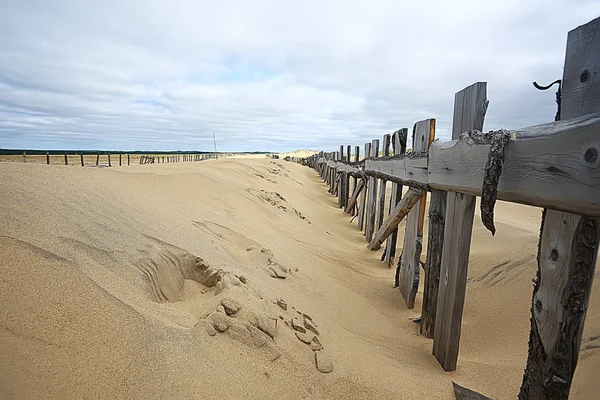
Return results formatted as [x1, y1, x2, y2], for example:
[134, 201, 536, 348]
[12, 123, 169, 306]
[358, 143, 371, 231]
[365, 139, 380, 242]
[376, 134, 391, 231]
[420, 189, 447, 338]
[119, 154, 122, 166]
[398, 119, 435, 309]
[23, 151, 26, 163]
[433, 82, 488, 370]
[519, 18, 600, 398]
[353, 146, 360, 214]
[338, 146, 345, 207]
[345, 144, 351, 208]
[108, 153, 111, 167]
[384, 129, 408, 267]
[64, 153, 68, 165]
[127, 154, 130, 165]
[46, 152, 50, 165]
[80, 153, 84, 167]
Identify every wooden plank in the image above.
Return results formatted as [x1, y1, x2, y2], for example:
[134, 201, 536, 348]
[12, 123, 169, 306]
[452, 382, 492, 400]
[119, 153, 122, 166]
[64, 153, 68, 165]
[346, 144, 352, 209]
[364, 156, 428, 188]
[433, 82, 488, 371]
[420, 189, 447, 338]
[399, 119, 434, 308]
[46, 152, 50, 165]
[385, 128, 408, 267]
[338, 146, 345, 208]
[345, 179, 365, 214]
[368, 189, 421, 250]
[428, 113, 600, 216]
[80, 153, 84, 167]
[127, 153, 130, 165]
[358, 143, 371, 231]
[353, 146, 360, 214]
[376, 134, 391, 232]
[365, 139, 380, 242]
[22, 151, 26, 163]
[108, 153, 112, 167]
[520, 17, 600, 398]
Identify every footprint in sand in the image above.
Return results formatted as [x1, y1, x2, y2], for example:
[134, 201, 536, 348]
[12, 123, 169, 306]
[276, 300, 332, 373]
[245, 188, 311, 224]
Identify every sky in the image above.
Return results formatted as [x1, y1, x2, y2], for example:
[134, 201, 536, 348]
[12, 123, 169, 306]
[0, 1, 598, 152]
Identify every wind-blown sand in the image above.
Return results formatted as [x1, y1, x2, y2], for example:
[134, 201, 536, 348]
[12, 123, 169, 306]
[0, 158, 598, 399]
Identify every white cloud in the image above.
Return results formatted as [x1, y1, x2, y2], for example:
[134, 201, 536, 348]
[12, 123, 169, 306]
[0, 0, 598, 151]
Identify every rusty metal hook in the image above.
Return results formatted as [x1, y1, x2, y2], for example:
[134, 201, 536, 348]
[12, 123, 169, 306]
[533, 79, 562, 121]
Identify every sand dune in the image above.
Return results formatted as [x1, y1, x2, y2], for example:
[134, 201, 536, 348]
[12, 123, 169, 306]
[0, 158, 598, 399]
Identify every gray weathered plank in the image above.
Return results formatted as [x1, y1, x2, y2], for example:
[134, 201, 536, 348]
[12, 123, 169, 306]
[368, 188, 421, 250]
[420, 189, 447, 338]
[433, 82, 488, 371]
[345, 179, 365, 214]
[358, 143, 371, 231]
[385, 128, 408, 267]
[365, 139, 380, 242]
[520, 17, 600, 399]
[377, 134, 391, 232]
[338, 146, 345, 208]
[399, 119, 434, 308]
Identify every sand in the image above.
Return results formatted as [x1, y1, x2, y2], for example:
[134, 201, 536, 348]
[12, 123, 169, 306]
[0, 158, 598, 399]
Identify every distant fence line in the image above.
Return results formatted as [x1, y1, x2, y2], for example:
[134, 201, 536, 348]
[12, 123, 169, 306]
[289, 17, 600, 400]
[10, 151, 236, 166]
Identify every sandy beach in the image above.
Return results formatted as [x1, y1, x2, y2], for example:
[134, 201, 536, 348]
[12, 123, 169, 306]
[0, 157, 598, 399]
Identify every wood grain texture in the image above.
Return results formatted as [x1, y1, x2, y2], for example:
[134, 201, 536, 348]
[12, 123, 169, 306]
[365, 140, 380, 242]
[385, 129, 408, 267]
[429, 113, 600, 216]
[368, 189, 420, 250]
[345, 179, 365, 215]
[351, 146, 360, 216]
[338, 146, 345, 208]
[420, 189, 447, 338]
[399, 120, 433, 308]
[358, 143, 371, 232]
[520, 17, 600, 399]
[377, 134, 391, 232]
[433, 82, 487, 371]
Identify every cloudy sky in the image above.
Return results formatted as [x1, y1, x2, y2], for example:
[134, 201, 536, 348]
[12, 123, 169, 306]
[0, 1, 598, 152]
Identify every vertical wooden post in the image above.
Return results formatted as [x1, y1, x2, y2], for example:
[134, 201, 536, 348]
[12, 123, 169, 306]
[420, 189, 447, 338]
[119, 154, 122, 166]
[46, 151, 50, 165]
[127, 154, 130, 165]
[433, 82, 488, 371]
[519, 18, 600, 399]
[376, 134, 391, 231]
[365, 139, 380, 242]
[384, 129, 408, 267]
[64, 153, 68, 165]
[338, 146, 345, 207]
[345, 144, 351, 208]
[108, 153, 111, 167]
[23, 151, 26, 163]
[353, 145, 360, 202]
[80, 153, 84, 167]
[358, 143, 370, 231]
[398, 119, 435, 309]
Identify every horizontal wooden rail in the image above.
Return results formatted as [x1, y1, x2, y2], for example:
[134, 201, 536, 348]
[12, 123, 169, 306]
[318, 113, 600, 216]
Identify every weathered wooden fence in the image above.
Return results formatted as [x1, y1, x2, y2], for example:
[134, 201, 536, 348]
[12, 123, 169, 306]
[11, 152, 230, 166]
[291, 17, 600, 399]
